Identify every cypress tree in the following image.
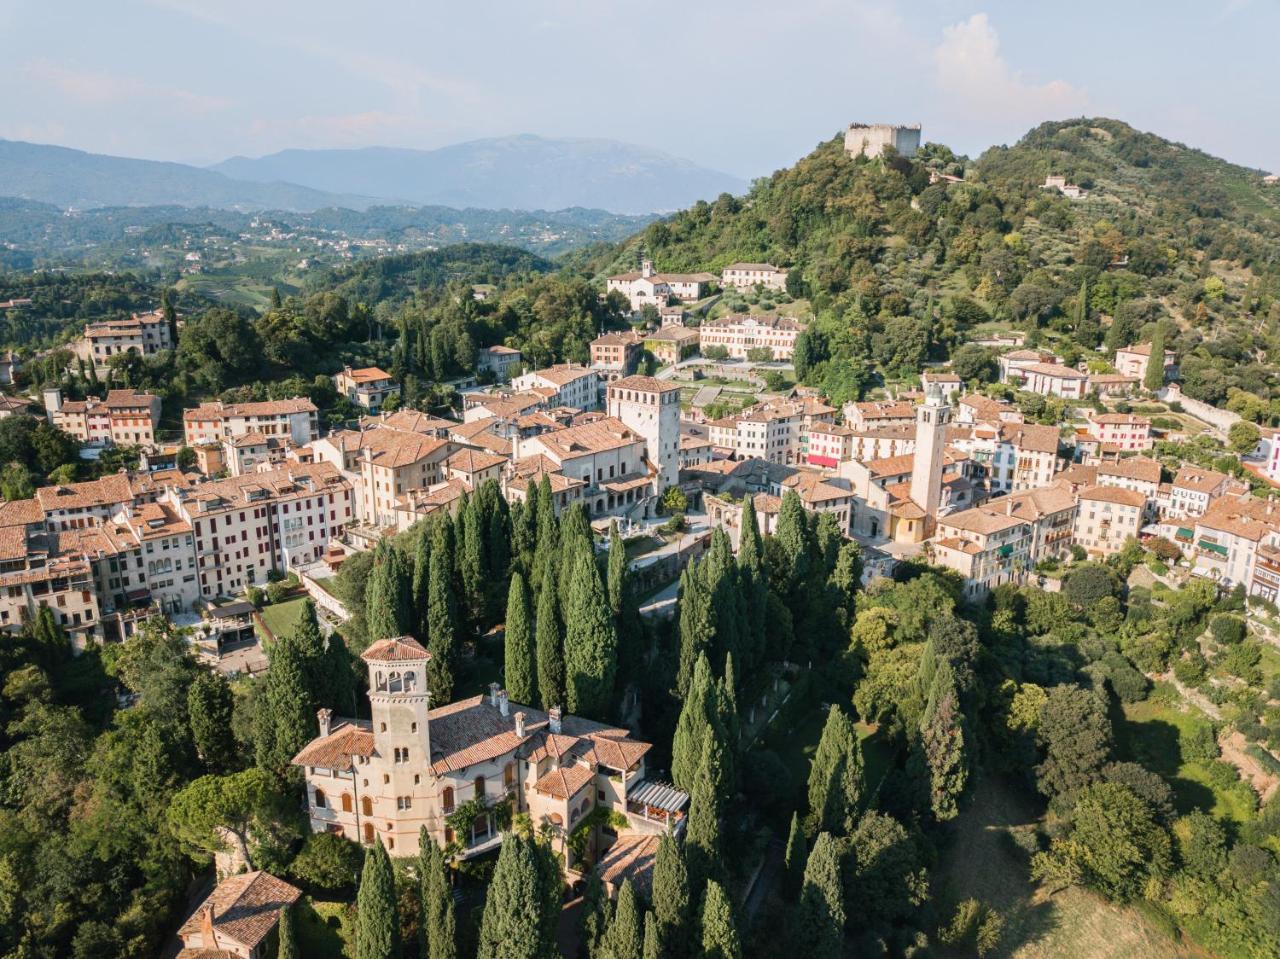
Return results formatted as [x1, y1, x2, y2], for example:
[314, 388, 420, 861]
[459, 496, 488, 630]
[919, 660, 968, 822]
[1144, 324, 1167, 392]
[531, 476, 557, 594]
[737, 496, 763, 573]
[535, 549, 565, 709]
[783, 812, 807, 900]
[604, 879, 643, 959]
[476, 835, 555, 959]
[651, 835, 692, 959]
[254, 634, 315, 776]
[718, 654, 740, 756]
[578, 870, 611, 959]
[512, 482, 537, 566]
[412, 525, 432, 625]
[277, 902, 299, 959]
[685, 741, 725, 898]
[426, 550, 458, 705]
[704, 530, 744, 669]
[558, 502, 593, 603]
[607, 520, 626, 618]
[366, 541, 412, 641]
[355, 839, 401, 959]
[793, 833, 844, 959]
[319, 631, 357, 716]
[562, 549, 618, 719]
[671, 654, 718, 793]
[642, 911, 661, 959]
[806, 705, 864, 835]
[1074, 277, 1089, 333]
[774, 490, 811, 588]
[700, 880, 741, 959]
[188, 671, 236, 772]
[483, 481, 512, 619]
[675, 563, 713, 698]
[419, 828, 457, 959]
[504, 571, 536, 705]
[829, 541, 863, 618]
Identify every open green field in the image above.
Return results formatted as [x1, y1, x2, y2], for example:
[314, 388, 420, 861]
[934, 779, 1201, 959]
[257, 595, 309, 642]
[1116, 697, 1256, 828]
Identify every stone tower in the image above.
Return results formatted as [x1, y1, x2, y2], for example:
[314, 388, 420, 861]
[910, 383, 950, 532]
[362, 635, 432, 782]
[607, 375, 682, 493]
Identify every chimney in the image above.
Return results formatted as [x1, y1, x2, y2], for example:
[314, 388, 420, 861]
[498, 689, 509, 717]
[317, 708, 333, 737]
[199, 904, 217, 949]
[1006, 499, 1015, 516]
[548, 706, 562, 734]
[514, 711, 526, 738]
[488, 682, 500, 707]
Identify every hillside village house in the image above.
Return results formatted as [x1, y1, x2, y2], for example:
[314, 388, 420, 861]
[1114, 342, 1177, 380]
[81, 309, 173, 370]
[1088, 412, 1153, 452]
[698, 314, 806, 361]
[476, 345, 524, 381]
[590, 330, 645, 381]
[176, 871, 301, 959]
[720, 262, 789, 291]
[311, 425, 455, 529]
[184, 398, 319, 446]
[334, 366, 400, 413]
[510, 365, 600, 411]
[641, 325, 700, 365]
[1006, 362, 1090, 400]
[606, 260, 715, 312]
[1073, 485, 1147, 556]
[45, 388, 162, 449]
[1096, 457, 1163, 500]
[1164, 466, 1233, 520]
[293, 638, 686, 871]
[513, 417, 653, 517]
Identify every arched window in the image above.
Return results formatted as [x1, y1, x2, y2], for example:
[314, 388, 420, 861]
[503, 762, 515, 787]
[474, 776, 486, 799]
[579, 798, 591, 818]
[314, 788, 327, 809]
[375, 671, 387, 692]
[404, 671, 417, 691]
[388, 671, 402, 693]
[341, 793, 353, 813]
[361, 796, 373, 816]
[570, 807, 581, 823]
[549, 812, 563, 826]
[442, 787, 455, 814]
[363, 823, 375, 844]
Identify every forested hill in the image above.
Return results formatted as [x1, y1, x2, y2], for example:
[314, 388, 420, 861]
[602, 118, 1280, 414]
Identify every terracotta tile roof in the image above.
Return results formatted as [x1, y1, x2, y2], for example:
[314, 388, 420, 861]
[35, 473, 133, 512]
[533, 762, 595, 800]
[701, 313, 806, 332]
[1004, 485, 1076, 520]
[291, 720, 376, 770]
[1078, 485, 1147, 507]
[350, 427, 453, 470]
[344, 366, 393, 383]
[1173, 466, 1228, 494]
[1091, 413, 1151, 426]
[782, 472, 853, 504]
[1020, 362, 1087, 379]
[1198, 494, 1280, 542]
[445, 448, 508, 473]
[530, 417, 641, 460]
[865, 454, 916, 478]
[851, 400, 915, 420]
[362, 635, 430, 663]
[0, 525, 28, 562]
[933, 536, 982, 555]
[608, 375, 681, 394]
[938, 505, 1026, 536]
[1001, 423, 1061, 454]
[180, 463, 349, 512]
[1098, 457, 1162, 484]
[184, 397, 316, 421]
[178, 871, 301, 952]
[103, 389, 157, 410]
[597, 834, 661, 894]
[723, 261, 784, 272]
[362, 409, 456, 435]
[0, 497, 42, 527]
[523, 364, 596, 387]
[591, 330, 644, 347]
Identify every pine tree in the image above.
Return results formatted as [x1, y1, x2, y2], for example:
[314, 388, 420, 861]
[671, 654, 718, 793]
[278, 902, 299, 959]
[607, 520, 626, 618]
[604, 879, 643, 959]
[562, 549, 618, 719]
[806, 705, 864, 835]
[419, 828, 457, 959]
[355, 840, 401, 959]
[783, 812, 808, 900]
[919, 660, 968, 822]
[578, 870, 611, 959]
[504, 572, 536, 705]
[187, 671, 236, 772]
[254, 634, 315, 776]
[793, 833, 844, 959]
[535, 550, 565, 709]
[476, 835, 555, 959]
[651, 835, 692, 959]
[366, 541, 412, 641]
[642, 911, 661, 959]
[700, 880, 741, 959]
[426, 550, 458, 704]
[1144, 324, 1167, 392]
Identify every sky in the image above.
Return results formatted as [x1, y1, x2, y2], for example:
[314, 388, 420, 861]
[1, 0, 1276, 180]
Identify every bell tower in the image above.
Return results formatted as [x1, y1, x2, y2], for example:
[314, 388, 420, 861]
[361, 636, 432, 767]
[910, 383, 950, 534]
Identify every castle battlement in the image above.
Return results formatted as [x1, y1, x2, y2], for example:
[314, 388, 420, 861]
[844, 123, 921, 159]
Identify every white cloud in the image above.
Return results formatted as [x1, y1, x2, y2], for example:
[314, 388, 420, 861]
[933, 14, 1089, 135]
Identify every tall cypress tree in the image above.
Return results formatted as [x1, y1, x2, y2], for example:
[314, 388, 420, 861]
[531, 476, 557, 594]
[735, 498, 767, 671]
[318, 631, 357, 717]
[685, 743, 724, 899]
[535, 550, 565, 709]
[774, 490, 811, 589]
[459, 495, 488, 630]
[651, 835, 692, 959]
[918, 660, 968, 822]
[607, 520, 626, 618]
[671, 654, 718, 793]
[562, 549, 618, 720]
[476, 835, 556, 959]
[604, 879, 643, 959]
[578, 870, 611, 959]
[792, 833, 844, 959]
[675, 564, 713, 698]
[188, 671, 236, 773]
[700, 880, 742, 959]
[1144, 324, 1167, 392]
[558, 502, 593, 604]
[738, 496, 763, 572]
[412, 525, 433, 625]
[355, 840, 401, 959]
[783, 812, 808, 900]
[806, 705, 864, 835]
[254, 634, 315, 776]
[483, 482, 512, 621]
[426, 550, 458, 705]
[642, 911, 661, 959]
[512, 482, 537, 568]
[504, 571, 535, 704]
[419, 828, 457, 959]
[277, 902, 299, 959]
[366, 540, 412, 641]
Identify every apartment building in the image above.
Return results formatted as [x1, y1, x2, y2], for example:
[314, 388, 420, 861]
[334, 366, 400, 413]
[1096, 456, 1162, 500]
[1073, 485, 1147, 556]
[1165, 466, 1232, 520]
[720, 262, 788, 291]
[697, 314, 806, 361]
[476, 345, 523, 381]
[184, 398, 319, 446]
[707, 396, 836, 466]
[35, 474, 135, 531]
[1114, 342, 1176, 381]
[949, 422, 1061, 493]
[311, 426, 455, 529]
[224, 433, 295, 477]
[843, 399, 916, 431]
[293, 647, 683, 868]
[590, 331, 645, 382]
[641, 325, 700, 365]
[515, 417, 651, 517]
[930, 503, 1034, 599]
[1191, 494, 1280, 593]
[807, 422, 856, 468]
[82, 310, 173, 368]
[0, 544, 101, 645]
[162, 463, 354, 597]
[47, 388, 162, 448]
[1089, 412, 1153, 452]
[510, 365, 600, 411]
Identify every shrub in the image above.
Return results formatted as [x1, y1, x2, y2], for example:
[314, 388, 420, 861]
[288, 832, 363, 894]
[1209, 615, 1246, 645]
[1245, 745, 1280, 777]
[1219, 642, 1262, 685]
[1172, 652, 1207, 686]
[246, 586, 265, 608]
[1102, 652, 1149, 704]
[266, 580, 290, 605]
[1180, 721, 1218, 762]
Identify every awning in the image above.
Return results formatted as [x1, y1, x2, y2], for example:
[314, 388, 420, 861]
[1176, 527, 1195, 541]
[1198, 540, 1228, 557]
[626, 780, 689, 813]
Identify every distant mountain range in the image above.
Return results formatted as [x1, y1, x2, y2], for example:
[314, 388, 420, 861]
[0, 135, 747, 215]
[209, 135, 747, 214]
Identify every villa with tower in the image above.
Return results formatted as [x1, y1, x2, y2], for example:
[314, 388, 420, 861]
[291, 636, 687, 872]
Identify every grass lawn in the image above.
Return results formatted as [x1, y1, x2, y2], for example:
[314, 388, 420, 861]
[297, 899, 354, 958]
[623, 535, 662, 561]
[1116, 697, 1255, 828]
[257, 595, 309, 642]
[933, 778, 1199, 959]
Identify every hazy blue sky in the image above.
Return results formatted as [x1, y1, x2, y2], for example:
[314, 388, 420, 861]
[2, 0, 1276, 179]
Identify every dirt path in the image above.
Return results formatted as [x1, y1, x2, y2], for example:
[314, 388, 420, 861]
[1219, 730, 1280, 803]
